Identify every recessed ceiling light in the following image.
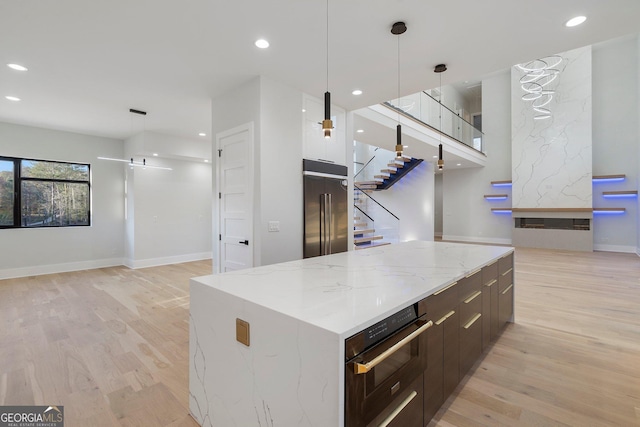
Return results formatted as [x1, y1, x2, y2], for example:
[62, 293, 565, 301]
[352, 89, 363, 96]
[199, 132, 206, 136]
[153, 153, 158, 156]
[432, 155, 438, 159]
[204, 159, 209, 163]
[7, 63, 28, 71]
[5, 96, 21, 101]
[403, 145, 408, 148]
[356, 129, 364, 133]
[302, 108, 306, 113]
[565, 16, 586, 27]
[456, 163, 462, 166]
[255, 39, 270, 49]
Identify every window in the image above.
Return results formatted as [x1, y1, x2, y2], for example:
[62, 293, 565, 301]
[0, 157, 90, 228]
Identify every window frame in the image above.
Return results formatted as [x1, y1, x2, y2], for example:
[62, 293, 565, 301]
[0, 156, 91, 229]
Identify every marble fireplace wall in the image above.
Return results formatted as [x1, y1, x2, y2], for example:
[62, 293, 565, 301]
[511, 46, 593, 209]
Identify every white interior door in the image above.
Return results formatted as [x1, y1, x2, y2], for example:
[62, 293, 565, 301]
[217, 123, 254, 273]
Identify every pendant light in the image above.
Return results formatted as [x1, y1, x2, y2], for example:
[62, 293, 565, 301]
[391, 21, 407, 158]
[434, 64, 447, 170]
[322, 0, 333, 139]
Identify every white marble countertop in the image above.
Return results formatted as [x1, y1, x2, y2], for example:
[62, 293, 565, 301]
[193, 240, 513, 338]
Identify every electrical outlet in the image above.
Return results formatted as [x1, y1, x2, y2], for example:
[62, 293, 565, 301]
[268, 221, 280, 232]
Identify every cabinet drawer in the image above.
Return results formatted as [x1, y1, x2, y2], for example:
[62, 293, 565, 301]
[499, 283, 514, 328]
[499, 267, 513, 293]
[482, 261, 498, 285]
[458, 269, 482, 302]
[367, 374, 423, 427]
[459, 311, 482, 377]
[427, 281, 458, 321]
[459, 288, 482, 325]
[498, 252, 513, 275]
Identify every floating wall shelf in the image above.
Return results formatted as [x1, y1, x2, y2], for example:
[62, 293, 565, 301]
[593, 174, 626, 182]
[491, 208, 512, 214]
[484, 194, 508, 200]
[602, 190, 638, 198]
[491, 180, 512, 187]
[593, 207, 626, 214]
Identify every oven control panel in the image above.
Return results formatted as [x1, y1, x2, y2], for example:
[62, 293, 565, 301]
[363, 304, 417, 349]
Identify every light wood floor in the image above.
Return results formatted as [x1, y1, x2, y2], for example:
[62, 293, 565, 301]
[1, 249, 639, 426]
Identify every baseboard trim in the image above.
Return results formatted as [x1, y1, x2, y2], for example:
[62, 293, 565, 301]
[0, 258, 124, 280]
[593, 244, 638, 254]
[442, 235, 512, 246]
[434, 231, 443, 237]
[125, 252, 212, 269]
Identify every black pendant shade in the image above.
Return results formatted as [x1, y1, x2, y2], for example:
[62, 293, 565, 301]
[322, 91, 333, 139]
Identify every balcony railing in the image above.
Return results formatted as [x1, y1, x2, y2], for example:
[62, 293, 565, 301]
[385, 91, 484, 153]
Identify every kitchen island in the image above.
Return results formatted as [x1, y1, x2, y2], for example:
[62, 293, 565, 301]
[189, 240, 514, 426]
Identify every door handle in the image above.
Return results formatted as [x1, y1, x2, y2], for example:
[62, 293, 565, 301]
[239, 240, 249, 245]
[354, 320, 433, 374]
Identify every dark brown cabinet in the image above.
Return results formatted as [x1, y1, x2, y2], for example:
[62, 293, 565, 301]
[423, 252, 514, 426]
[498, 253, 514, 330]
[423, 281, 458, 421]
[481, 261, 499, 350]
[458, 269, 482, 378]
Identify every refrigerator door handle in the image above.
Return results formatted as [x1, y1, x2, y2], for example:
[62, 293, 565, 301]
[319, 193, 332, 255]
[327, 193, 332, 254]
[320, 194, 326, 255]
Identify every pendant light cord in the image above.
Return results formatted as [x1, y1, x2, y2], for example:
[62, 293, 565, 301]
[397, 34, 400, 124]
[326, 0, 329, 92]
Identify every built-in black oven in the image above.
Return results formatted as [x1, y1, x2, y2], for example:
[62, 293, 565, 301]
[345, 298, 432, 427]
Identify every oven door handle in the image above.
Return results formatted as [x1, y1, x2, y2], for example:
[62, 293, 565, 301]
[354, 320, 433, 375]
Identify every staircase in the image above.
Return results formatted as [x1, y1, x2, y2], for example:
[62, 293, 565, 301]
[353, 155, 422, 250]
[355, 155, 424, 191]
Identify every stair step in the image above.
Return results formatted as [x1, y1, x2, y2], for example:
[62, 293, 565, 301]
[397, 155, 412, 161]
[354, 228, 375, 235]
[355, 181, 379, 186]
[354, 222, 367, 228]
[353, 216, 361, 221]
[356, 184, 377, 190]
[355, 242, 391, 250]
[374, 174, 390, 179]
[381, 168, 397, 174]
[354, 235, 384, 245]
[388, 162, 404, 169]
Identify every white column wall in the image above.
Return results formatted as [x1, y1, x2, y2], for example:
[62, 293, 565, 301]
[511, 46, 592, 209]
[592, 37, 639, 253]
[258, 77, 304, 265]
[0, 122, 125, 279]
[442, 71, 512, 245]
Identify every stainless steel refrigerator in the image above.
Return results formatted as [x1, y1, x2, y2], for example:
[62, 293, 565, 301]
[303, 159, 348, 258]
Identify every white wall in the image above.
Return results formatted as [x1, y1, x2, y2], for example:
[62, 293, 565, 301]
[259, 77, 304, 265]
[125, 157, 212, 268]
[373, 161, 435, 242]
[123, 132, 213, 268]
[442, 71, 513, 245]
[638, 35, 640, 257]
[592, 37, 638, 253]
[0, 122, 125, 279]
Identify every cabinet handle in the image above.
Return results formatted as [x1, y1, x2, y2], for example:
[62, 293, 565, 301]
[501, 267, 513, 276]
[354, 321, 433, 375]
[378, 390, 418, 427]
[485, 279, 497, 287]
[434, 282, 457, 295]
[463, 291, 482, 304]
[463, 313, 482, 329]
[435, 310, 456, 326]
[501, 284, 513, 295]
[465, 268, 481, 278]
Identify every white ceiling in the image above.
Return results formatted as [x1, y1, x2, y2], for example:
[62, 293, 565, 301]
[2, 0, 640, 144]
